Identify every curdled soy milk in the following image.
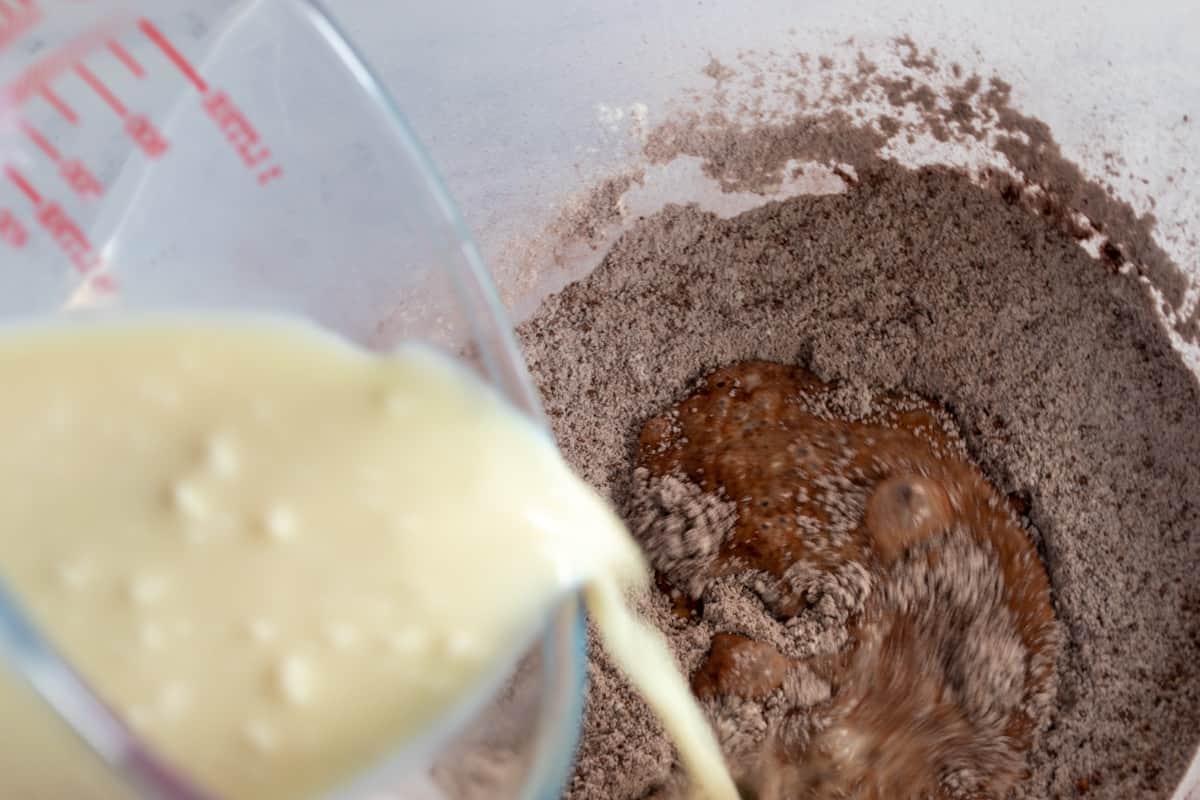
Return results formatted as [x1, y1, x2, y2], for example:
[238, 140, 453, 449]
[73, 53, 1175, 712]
[0, 316, 737, 800]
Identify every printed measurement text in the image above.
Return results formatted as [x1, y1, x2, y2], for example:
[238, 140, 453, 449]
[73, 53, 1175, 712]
[140, 18, 283, 186]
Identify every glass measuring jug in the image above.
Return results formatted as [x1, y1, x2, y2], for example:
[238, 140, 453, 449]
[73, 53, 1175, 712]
[0, 1, 585, 798]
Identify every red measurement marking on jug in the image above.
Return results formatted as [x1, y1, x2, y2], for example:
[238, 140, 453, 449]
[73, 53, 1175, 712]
[72, 60, 168, 158]
[5, 163, 41, 203]
[106, 38, 145, 79]
[202, 91, 272, 168]
[0, 0, 39, 52]
[4, 165, 103, 274]
[59, 158, 103, 198]
[139, 18, 283, 186]
[37, 84, 78, 123]
[124, 113, 168, 158]
[72, 61, 124, 114]
[36, 201, 102, 273]
[136, 17, 206, 92]
[2, 18, 112, 111]
[18, 118, 59, 159]
[19, 119, 103, 199]
[0, 209, 29, 249]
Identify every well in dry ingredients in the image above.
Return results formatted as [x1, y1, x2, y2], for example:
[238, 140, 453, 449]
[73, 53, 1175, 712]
[632, 360, 1058, 798]
[518, 163, 1200, 799]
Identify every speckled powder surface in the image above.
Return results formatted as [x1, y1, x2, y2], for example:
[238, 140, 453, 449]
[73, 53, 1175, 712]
[516, 163, 1200, 799]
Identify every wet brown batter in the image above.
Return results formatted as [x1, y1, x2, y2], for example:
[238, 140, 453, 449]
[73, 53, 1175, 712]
[632, 361, 1060, 799]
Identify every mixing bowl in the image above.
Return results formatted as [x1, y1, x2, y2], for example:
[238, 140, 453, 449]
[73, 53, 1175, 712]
[0, 1, 584, 797]
[342, 1, 1198, 797]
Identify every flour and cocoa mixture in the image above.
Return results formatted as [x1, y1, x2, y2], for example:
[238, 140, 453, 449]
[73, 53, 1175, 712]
[517, 161, 1200, 797]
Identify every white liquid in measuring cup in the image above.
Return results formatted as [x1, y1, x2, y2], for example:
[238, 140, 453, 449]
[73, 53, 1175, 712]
[0, 316, 737, 800]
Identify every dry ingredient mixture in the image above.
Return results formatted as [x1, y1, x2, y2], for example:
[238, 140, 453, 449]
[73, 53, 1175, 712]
[517, 160, 1200, 798]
